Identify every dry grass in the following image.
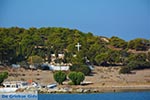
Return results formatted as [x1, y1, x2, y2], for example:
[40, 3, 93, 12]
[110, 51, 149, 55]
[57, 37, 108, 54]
[2, 66, 150, 87]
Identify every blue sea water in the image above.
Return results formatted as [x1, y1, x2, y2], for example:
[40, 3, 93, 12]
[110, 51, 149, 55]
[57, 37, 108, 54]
[38, 91, 150, 100]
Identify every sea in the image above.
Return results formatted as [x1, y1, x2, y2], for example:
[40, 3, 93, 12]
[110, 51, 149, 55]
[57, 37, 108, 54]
[38, 91, 150, 100]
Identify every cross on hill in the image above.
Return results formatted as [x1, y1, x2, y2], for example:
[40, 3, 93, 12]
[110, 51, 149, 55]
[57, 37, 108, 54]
[75, 42, 81, 51]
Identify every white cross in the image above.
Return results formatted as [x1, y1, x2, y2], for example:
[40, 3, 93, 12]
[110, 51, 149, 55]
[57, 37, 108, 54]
[75, 42, 81, 51]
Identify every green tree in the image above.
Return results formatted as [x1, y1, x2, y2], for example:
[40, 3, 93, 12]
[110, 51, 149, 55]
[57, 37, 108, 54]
[127, 60, 150, 70]
[128, 38, 148, 51]
[120, 60, 150, 74]
[28, 55, 43, 65]
[110, 36, 127, 48]
[107, 50, 121, 65]
[126, 53, 147, 63]
[0, 71, 8, 85]
[87, 42, 101, 63]
[71, 54, 84, 65]
[76, 72, 85, 85]
[68, 72, 77, 85]
[53, 71, 66, 85]
[95, 53, 109, 66]
[68, 72, 85, 85]
[70, 64, 91, 75]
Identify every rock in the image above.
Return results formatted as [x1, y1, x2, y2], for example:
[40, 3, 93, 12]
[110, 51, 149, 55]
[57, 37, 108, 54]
[59, 88, 68, 92]
[68, 88, 73, 92]
[76, 88, 83, 93]
[93, 89, 99, 93]
[39, 88, 48, 93]
[83, 89, 90, 93]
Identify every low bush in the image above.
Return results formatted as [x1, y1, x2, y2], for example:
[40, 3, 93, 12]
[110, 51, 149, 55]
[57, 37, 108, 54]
[119, 66, 131, 74]
[53, 71, 66, 85]
[120, 60, 150, 74]
[68, 72, 85, 85]
[0, 71, 8, 85]
[70, 64, 91, 75]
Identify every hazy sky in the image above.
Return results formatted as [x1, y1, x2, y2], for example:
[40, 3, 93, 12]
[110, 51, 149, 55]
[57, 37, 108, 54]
[0, 0, 150, 40]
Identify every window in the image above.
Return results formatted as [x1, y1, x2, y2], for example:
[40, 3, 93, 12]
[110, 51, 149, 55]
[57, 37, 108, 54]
[6, 85, 10, 87]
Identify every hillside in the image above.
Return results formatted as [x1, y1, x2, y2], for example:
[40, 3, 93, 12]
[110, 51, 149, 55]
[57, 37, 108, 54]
[0, 27, 150, 73]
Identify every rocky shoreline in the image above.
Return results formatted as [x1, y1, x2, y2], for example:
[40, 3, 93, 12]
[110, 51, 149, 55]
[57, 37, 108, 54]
[1, 84, 150, 94]
[38, 85, 150, 94]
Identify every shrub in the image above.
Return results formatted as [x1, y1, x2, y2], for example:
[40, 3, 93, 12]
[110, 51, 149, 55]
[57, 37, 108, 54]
[76, 72, 85, 85]
[68, 72, 85, 85]
[127, 61, 139, 70]
[119, 66, 131, 74]
[127, 60, 150, 70]
[0, 71, 8, 85]
[53, 71, 66, 85]
[120, 60, 150, 74]
[68, 72, 77, 84]
[70, 64, 91, 75]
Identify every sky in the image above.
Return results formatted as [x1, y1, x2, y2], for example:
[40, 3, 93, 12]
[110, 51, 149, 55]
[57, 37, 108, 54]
[0, 0, 150, 41]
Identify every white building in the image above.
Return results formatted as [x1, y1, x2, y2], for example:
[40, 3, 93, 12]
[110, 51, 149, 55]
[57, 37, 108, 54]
[51, 53, 65, 63]
[48, 64, 69, 71]
[58, 54, 64, 59]
[51, 54, 56, 62]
